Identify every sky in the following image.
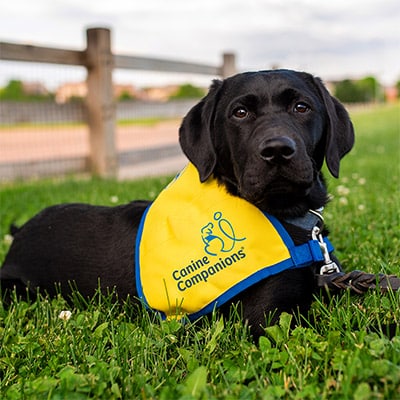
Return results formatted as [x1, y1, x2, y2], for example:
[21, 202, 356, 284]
[0, 0, 399, 89]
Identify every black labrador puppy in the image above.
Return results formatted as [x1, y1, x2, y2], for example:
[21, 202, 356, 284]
[0, 70, 354, 339]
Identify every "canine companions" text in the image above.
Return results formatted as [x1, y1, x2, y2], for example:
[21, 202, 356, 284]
[172, 248, 246, 291]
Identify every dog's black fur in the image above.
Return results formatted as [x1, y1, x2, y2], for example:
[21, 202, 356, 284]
[0, 70, 354, 339]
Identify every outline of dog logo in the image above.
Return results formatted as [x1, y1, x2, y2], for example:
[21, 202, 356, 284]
[201, 211, 246, 256]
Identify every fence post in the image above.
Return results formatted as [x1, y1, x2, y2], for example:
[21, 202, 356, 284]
[85, 27, 117, 178]
[221, 53, 236, 78]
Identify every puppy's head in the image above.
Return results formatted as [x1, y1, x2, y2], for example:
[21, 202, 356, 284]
[179, 70, 354, 217]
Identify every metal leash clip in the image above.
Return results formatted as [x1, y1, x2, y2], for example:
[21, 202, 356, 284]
[312, 226, 340, 275]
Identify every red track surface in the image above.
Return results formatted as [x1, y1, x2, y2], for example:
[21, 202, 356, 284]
[0, 120, 181, 163]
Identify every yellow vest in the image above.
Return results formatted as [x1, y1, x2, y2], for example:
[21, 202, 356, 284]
[135, 163, 333, 320]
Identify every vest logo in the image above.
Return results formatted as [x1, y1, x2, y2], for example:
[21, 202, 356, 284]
[201, 211, 246, 256]
[172, 211, 247, 292]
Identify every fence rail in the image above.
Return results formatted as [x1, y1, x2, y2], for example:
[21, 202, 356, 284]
[114, 55, 219, 75]
[0, 42, 86, 66]
[0, 39, 234, 75]
[0, 27, 237, 179]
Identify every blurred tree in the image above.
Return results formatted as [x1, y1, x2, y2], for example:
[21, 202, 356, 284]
[0, 79, 53, 101]
[68, 95, 85, 103]
[396, 80, 400, 98]
[334, 79, 363, 103]
[0, 80, 25, 100]
[334, 76, 382, 103]
[118, 91, 136, 101]
[169, 84, 205, 100]
[358, 76, 380, 102]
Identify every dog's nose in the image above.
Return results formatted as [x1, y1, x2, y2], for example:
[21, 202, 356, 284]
[259, 137, 297, 163]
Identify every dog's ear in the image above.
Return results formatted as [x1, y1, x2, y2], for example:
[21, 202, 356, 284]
[313, 77, 355, 178]
[179, 79, 223, 182]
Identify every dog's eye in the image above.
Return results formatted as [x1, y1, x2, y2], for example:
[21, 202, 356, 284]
[232, 107, 248, 119]
[294, 102, 310, 113]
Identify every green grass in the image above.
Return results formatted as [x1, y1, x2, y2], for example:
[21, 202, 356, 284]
[0, 103, 399, 399]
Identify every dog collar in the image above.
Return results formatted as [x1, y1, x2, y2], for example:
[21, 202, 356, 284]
[135, 163, 334, 320]
[284, 208, 324, 232]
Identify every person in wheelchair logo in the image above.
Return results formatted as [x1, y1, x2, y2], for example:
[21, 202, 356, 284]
[201, 211, 246, 257]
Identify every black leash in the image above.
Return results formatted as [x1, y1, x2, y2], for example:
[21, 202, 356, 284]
[311, 211, 400, 294]
[317, 270, 400, 294]
[286, 208, 400, 295]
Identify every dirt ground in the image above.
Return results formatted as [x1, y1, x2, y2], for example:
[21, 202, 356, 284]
[0, 120, 181, 163]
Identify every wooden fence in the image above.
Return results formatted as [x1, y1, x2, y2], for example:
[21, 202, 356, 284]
[0, 27, 236, 178]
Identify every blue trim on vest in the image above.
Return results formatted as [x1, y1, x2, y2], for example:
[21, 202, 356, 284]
[135, 203, 334, 321]
[188, 257, 296, 321]
[135, 204, 151, 306]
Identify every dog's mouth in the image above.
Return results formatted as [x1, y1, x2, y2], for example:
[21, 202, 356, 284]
[217, 161, 316, 216]
[238, 176, 315, 216]
[267, 178, 312, 193]
[252, 182, 311, 203]
[240, 173, 313, 198]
